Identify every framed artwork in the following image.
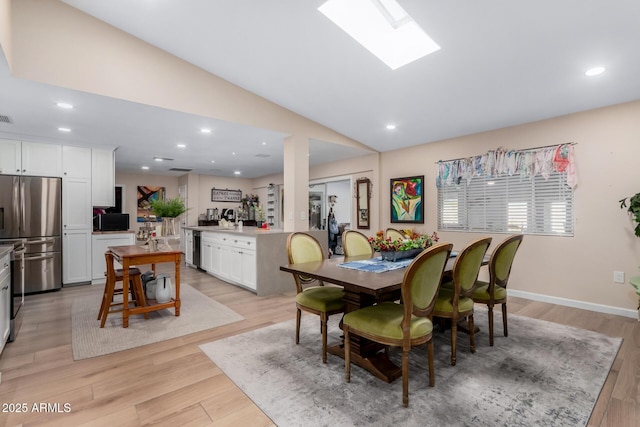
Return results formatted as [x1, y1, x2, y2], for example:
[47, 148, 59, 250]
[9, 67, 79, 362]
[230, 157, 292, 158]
[211, 188, 242, 202]
[137, 186, 165, 222]
[390, 176, 424, 224]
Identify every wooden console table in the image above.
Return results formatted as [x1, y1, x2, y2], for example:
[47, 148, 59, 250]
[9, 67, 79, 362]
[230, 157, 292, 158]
[107, 244, 182, 328]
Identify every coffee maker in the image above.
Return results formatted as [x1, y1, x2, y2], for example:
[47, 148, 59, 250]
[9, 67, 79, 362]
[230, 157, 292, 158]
[206, 208, 219, 220]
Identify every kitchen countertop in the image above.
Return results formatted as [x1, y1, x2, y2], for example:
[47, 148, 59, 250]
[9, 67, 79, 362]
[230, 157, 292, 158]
[92, 230, 136, 235]
[183, 225, 288, 236]
[0, 245, 13, 258]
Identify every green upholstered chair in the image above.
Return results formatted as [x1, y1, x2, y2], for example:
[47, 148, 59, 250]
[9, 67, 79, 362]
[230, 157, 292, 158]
[434, 237, 492, 366]
[286, 232, 344, 363]
[385, 228, 406, 241]
[472, 234, 524, 346]
[342, 230, 374, 258]
[343, 242, 453, 407]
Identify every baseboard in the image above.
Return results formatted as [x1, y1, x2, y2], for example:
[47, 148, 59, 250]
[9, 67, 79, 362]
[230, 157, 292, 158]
[508, 289, 638, 319]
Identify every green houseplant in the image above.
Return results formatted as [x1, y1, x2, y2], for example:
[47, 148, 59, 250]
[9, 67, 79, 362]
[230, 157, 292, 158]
[149, 197, 188, 236]
[619, 193, 640, 237]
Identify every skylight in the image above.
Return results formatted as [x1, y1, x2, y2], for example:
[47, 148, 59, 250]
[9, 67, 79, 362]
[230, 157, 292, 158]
[318, 0, 440, 70]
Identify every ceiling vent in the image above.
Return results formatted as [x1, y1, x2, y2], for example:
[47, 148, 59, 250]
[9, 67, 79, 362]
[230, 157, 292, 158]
[169, 167, 192, 172]
[0, 115, 14, 124]
[255, 153, 271, 158]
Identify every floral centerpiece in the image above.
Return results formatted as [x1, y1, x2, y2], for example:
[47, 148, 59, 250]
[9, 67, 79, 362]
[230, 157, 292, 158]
[369, 229, 439, 261]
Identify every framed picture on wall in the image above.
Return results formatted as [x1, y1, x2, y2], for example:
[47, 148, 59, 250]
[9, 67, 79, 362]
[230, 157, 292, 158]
[390, 175, 424, 224]
[137, 186, 165, 222]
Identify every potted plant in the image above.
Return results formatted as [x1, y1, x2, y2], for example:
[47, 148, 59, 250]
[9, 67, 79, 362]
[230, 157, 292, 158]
[368, 229, 439, 261]
[620, 193, 640, 237]
[150, 197, 188, 236]
[255, 206, 266, 228]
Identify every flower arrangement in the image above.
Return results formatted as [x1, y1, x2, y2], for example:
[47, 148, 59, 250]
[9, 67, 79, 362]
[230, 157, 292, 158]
[242, 194, 260, 206]
[368, 230, 439, 252]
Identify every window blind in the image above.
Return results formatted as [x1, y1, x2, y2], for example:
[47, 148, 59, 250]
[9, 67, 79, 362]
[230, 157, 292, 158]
[437, 170, 574, 236]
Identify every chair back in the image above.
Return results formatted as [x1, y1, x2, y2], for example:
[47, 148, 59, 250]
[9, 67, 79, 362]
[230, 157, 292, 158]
[402, 242, 453, 320]
[385, 228, 405, 241]
[104, 251, 116, 282]
[342, 230, 374, 258]
[451, 237, 492, 298]
[489, 234, 524, 290]
[286, 232, 325, 292]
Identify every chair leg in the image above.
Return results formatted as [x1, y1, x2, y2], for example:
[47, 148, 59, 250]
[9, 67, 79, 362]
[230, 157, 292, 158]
[450, 320, 457, 366]
[100, 277, 116, 328]
[321, 314, 328, 363]
[427, 339, 435, 387]
[402, 347, 409, 407]
[502, 303, 508, 337]
[469, 314, 476, 354]
[344, 326, 351, 382]
[295, 308, 301, 345]
[131, 276, 149, 320]
[487, 304, 495, 346]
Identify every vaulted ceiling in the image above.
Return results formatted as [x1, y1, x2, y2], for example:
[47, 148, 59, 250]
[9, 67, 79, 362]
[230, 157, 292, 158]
[1, 1, 639, 178]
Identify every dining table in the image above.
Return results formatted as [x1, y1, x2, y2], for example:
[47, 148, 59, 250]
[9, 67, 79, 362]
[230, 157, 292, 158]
[280, 252, 488, 383]
[107, 243, 182, 328]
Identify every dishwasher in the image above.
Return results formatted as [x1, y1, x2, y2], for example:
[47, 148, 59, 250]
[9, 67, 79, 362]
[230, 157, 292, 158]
[193, 230, 202, 270]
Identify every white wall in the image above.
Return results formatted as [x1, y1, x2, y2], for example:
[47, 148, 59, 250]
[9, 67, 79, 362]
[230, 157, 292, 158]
[380, 100, 640, 314]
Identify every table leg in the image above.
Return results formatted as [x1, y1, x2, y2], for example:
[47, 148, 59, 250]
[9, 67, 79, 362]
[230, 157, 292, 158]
[174, 255, 181, 316]
[327, 287, 402, 383]
[122, 257, 130, 328]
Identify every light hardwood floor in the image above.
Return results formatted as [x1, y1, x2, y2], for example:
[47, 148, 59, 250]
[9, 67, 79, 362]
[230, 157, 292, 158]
[0, 262, 638, 426]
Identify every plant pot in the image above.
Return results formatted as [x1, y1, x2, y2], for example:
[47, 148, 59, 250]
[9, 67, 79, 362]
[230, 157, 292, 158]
[161, 217, 178, 236]
[380, 248, 423, 262]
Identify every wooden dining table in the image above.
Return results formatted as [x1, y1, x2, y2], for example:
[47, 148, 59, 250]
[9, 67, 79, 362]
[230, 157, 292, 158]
[108, 244, 182, 328]
[280, 253, 487, 383]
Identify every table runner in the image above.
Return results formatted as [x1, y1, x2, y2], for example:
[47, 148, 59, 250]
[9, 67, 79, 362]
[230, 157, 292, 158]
[337, 256, 413, 273]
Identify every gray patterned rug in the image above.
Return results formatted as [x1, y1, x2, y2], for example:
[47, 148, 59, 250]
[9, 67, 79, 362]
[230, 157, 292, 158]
[200, 310, 621, 427]
[72, 284, 244, 360]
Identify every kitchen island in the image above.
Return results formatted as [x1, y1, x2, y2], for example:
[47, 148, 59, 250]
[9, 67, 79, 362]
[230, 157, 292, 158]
[184, 226, 328, 296]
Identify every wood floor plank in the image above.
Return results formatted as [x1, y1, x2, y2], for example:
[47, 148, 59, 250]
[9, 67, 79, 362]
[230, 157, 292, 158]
[0, 260, 637, 426]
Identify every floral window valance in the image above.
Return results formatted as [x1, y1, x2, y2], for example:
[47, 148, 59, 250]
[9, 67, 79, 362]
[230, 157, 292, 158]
[436, 143, 576, 189]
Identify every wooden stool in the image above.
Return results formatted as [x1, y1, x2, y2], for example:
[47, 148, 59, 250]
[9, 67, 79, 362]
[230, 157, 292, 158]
[99, 252, 148, 327]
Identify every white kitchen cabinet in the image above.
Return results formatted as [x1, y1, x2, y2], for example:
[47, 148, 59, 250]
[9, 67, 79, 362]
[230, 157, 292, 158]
[63, 229, 92, 284]
[92, 148, 115, 207]
[63, 145, 92, 179]
[0, 139, 63, 177]
[0, 139, 21, 175]
[91, 233, 135, 283]
[0, 251, 10, 354]
[62, 146, 92, 285]
[184, 229, 193, 265]
[202, 231, 256, 291]
[201, 235, 214, 272]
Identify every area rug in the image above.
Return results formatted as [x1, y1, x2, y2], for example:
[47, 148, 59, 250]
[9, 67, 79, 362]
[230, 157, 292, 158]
[72, 284, 244, 360]
[200, 311, 621, 427]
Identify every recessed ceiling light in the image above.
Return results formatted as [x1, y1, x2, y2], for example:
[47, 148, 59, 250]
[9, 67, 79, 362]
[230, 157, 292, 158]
[262, 141, 267, 145]
[141, 166, 149, 170]
[232, 152, 236, 155]
[154, 158, 163, 162]
[58, 127, 71, 132]
[176, 143, 186, 148]
[234, 171, 241, 175]
[386, 124, 396, 130]
[210, 160, 215, 163]
[318, 0, 440, 70]
[201, 128, 212, 134]
[56, 102, 74, 109]
[585, 66, 605, 77]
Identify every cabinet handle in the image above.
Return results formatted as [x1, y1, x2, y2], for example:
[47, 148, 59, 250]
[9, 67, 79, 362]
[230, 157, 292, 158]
[1, 285, 8, 291]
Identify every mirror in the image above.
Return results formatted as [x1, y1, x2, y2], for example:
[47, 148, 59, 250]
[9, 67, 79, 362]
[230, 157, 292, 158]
[356, 178, 371, 229]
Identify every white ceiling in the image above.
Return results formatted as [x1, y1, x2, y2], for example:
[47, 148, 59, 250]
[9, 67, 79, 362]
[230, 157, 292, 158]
[2, 0, 640, 178]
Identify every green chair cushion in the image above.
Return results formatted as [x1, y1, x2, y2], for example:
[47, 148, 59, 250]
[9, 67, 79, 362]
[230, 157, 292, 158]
[343, 302, 433, 340]
[296, 286, 344, 312]
[472, 281, 507, 301]
[440, 280, 453, 290]
[435, 288, 474, 313]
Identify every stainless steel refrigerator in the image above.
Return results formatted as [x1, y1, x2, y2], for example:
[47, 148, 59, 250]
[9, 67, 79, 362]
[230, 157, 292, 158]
[0, 175, 62, 294]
